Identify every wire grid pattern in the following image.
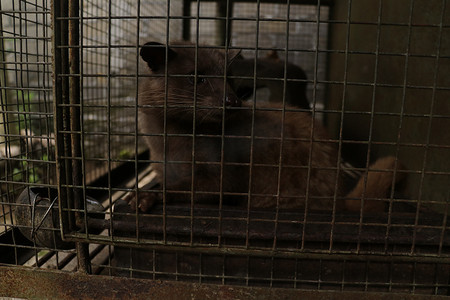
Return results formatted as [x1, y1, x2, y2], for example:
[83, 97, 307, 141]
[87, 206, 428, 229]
[80, 0, 182, 183]
[111, 248, 450, 294]
[231, 2, 329, 107]
[61, 0, 341, 251]
[0, 0, 55, 239]
[0, 0, 449, 296]
[59, 1, 450, 294]
[61, 0, 449, 254]
[78, 0, 329, 183]
[189, 2, 329, 108]
[59, 0, 449, 267]
[325, 0, 450, 234]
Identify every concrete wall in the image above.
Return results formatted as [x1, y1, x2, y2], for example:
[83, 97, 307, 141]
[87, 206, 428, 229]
[326, 0, 450, 206]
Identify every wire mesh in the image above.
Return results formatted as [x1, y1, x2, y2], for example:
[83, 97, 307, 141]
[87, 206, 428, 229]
[0, 0, 59, 268]
[80, 1, 176, 183]
[0, 0, 54, 194]
[113, 248, 450, 294]
[1, 0, 450, 297]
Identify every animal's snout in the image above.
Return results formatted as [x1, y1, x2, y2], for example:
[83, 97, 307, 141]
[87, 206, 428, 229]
[225, 93, 241, 107]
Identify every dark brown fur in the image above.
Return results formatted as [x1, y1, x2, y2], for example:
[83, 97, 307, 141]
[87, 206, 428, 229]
[229, 51, 310, 109]
[130, 41, 403, 212]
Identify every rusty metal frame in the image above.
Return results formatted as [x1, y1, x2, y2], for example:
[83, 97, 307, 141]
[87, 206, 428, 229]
[1, 266, 448, 300]
[0, 0, 447, 298]
[52, 0, 90, 273]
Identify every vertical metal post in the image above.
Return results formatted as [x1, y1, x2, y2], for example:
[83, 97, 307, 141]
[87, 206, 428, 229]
[68, 0, 82, 217]
[182, 0, 191, 40]
[53, 0, 90, 273]
[53, 0, 73, 232]
[0, 16, 10, 166]
[0, 17, 8, 141]
[216, 0, 233, 46]
[68, 0, 90, 274]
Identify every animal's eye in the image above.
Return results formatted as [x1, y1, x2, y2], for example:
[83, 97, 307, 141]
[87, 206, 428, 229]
[188, 73, 206, 85]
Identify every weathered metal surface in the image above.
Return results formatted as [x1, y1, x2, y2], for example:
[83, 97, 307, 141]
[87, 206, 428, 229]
[53, 0, 91, 274]
[113, 246, 450, 294]
[13, 187, 73, 250]
[0, 266, 447, 300]
[67, 200, 450, 260]
[68, 0, 83, 217]
[52, 0, 75, 236]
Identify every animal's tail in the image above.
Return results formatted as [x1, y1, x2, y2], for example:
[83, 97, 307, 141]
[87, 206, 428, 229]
[345, 156, 405, 212]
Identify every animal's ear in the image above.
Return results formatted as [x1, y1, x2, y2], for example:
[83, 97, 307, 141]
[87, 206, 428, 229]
[140, 42, 177, 72]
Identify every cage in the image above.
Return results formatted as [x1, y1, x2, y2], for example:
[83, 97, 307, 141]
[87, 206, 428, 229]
[1, 0, 450, 298]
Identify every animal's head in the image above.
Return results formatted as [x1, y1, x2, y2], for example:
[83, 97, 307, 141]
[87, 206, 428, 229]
[140, 41, 241, 117]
